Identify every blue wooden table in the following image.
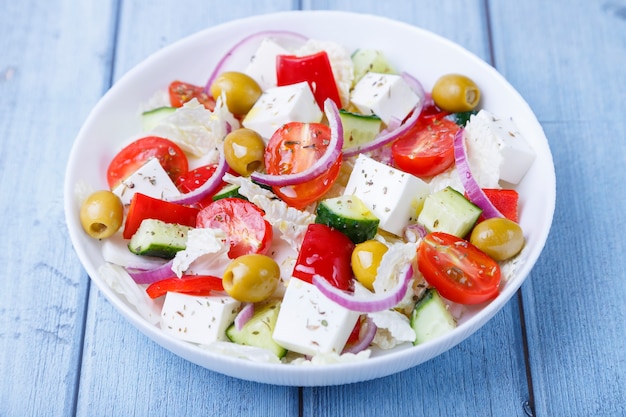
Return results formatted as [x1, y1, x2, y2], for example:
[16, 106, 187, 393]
[1, 0, 625, 416]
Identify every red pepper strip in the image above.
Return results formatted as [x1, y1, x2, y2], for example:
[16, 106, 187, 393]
[466, 189, 519, 223]
[276, 51, 342, 109]
[146, 275, 224, 299]
[123, 192, 199, 239]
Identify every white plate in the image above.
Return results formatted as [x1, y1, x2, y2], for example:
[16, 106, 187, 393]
[64, 10, 555, 386]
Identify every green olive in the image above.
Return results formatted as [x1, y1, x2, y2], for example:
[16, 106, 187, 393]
[223, 128, 266, 176]
[431, 73, 481, 113]
[209, 71, 262, 115]
[79, 190, 124, 239]
[351, 240, 388, 291]
[469, 217, 525, 261]
[222, 254, 280, 302]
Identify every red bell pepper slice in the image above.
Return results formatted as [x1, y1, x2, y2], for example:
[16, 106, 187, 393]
[123, 192, 199, 239]
[146, 275, 224, 299]
[276, 51, 342, 109]
[292, 223, 355, 291]
[467, 188, 519, 223]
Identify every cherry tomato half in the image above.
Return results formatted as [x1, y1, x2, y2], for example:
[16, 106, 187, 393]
[106, 136, 189, 189]
[392, 117, 459, 178]
[196, 197, 273, 259]
[417, 232, 501, 305]
[168, 80, 216, 110]
[264, 122, 342, 209]
[175, 164, 230, 209]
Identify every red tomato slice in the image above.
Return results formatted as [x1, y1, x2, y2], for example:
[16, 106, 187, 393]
[264, 122, 342, 209]
[174, 164, 230, 209]
[417, 232, 501, 305]
[146, 275, 224, 299]
[196, 198, 273, 259]
[292, 224, 355, 291]
[276, 51, 342, 109]
[392, 117, 459, 178]
[169, 80, 216, 110]
[106, 136, 189, 189]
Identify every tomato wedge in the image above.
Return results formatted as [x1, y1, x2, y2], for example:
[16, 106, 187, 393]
[106, 136, 189, 189]
[292, 224, 355, 291]
[168, 80, 216, 110]
[392, 117, 459, 178]
[174, 164, 230, 209]
[196, 197, 273, 258]
[264, 122, 342, 209]
[146, 275, 224, 299]
[417, 232, 501, 304]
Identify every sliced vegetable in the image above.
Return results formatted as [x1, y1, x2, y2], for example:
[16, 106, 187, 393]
[351, 48, 395, 85]
[276, 51, 341, 109]
[417, 186, 482, 238]
[128, 219, 191, 259]
[410, 288, 457, 344]
[169, 80, 216, 110]
[166, 149, 229, 206]
[123, 192, 199, 240]
[196, 197, 273, 258]
[226, 300, 287, 358]
[141, 106, 176, 131]
[339, 109, 382, 151]
[174, 164, 229, 209]
[292, 224, 355, 291]
[342, 316, 377, 354]
[106, 136, 189, 190]
[146, 275, 224, 299]
[127, 260, 175, 285]
[470, 188, 519, 223]
[315, 195, 379, 244]
[418, 232, 501, 305]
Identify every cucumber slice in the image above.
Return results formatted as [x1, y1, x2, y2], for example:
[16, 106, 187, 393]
[351, 49, 396, 85]
[127, 219, 191, 259]
[339, 109, 382, 151]
[315, 195, 379, 244]
[410, 288, 457, 345]
[141, 106, 176, 131]
[417, 186, 482, 238]
[226, 300, 287, 358]
[212, 184, 245, 201]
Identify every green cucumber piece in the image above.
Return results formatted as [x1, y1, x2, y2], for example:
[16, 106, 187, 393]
[446, 110, 478, 127]
[417, 186, 482, 238]
[128, 219, 191, 259]
[212, 184, 245, 201]
[351, 49, 396, 85]
[141, 106, 176, 131]
[339, 109, 382, 151]
[226, 300, 287, 358]
[410, 288, 457, 345]
[315, 194, 379, 244]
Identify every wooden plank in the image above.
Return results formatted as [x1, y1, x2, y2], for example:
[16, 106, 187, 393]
[300, 1, 532, 416]
[0, 1, 118, 416]
[489, 1, 626, 416]
[74, 1, 300, 416]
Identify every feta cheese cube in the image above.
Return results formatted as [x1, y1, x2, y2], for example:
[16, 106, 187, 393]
[272, 278, 360, 356]
[344, 154, 430, 236]
[244, 38, 290, 90]
[160, 292, 240, 345]
[242, 81, 323, 140]
[350, 72, 420, 125]
[466, 110, 536, 184]
[112, 157, 181, 205]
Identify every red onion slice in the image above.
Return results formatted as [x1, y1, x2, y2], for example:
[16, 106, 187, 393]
[127, 260, 175, 285]
[342, 316, 377, 354]
[233, 302, 255, 331]
[312, 263, 413, 313]
[165, 150, 229, 206]
[453, 128, 503, 219]
[204, 30, 308, 93]
[250, 99, 343, 186]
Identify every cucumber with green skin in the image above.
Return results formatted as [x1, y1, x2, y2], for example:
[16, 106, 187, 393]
[339, 109, 382, 151]
[351, 49, 396, 85]
[127, 218, 191, 259]
[410, 288, 457, 345]
[226, 300, 287, 358]
[212, 183, 245, 201]
[141, 106, 176, 131]
[315, 195, 379, 244]
[417, 186, 482, 238]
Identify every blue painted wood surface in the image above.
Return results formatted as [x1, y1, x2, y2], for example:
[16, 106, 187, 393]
[1, 0, 624, 416]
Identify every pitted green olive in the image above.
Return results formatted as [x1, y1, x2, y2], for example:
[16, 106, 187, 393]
[431, 73, 481, 113]
[209, 71, 262, 115]
[79, 190, 124, 239]
[469, 217, 525, 261]
[223, 128, 265, 176]
[222, 254, 280, 302]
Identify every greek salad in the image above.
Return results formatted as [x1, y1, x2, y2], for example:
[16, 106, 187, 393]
[76, 30, 536, 364]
